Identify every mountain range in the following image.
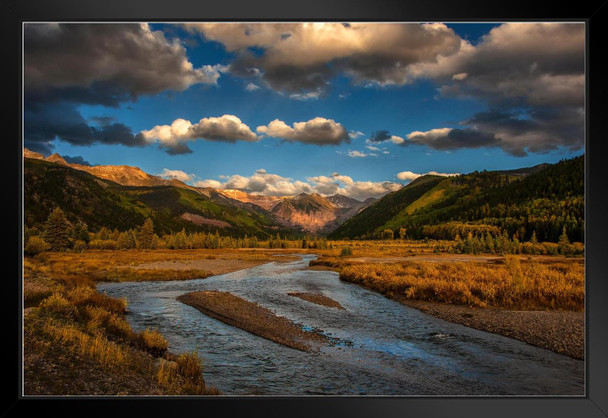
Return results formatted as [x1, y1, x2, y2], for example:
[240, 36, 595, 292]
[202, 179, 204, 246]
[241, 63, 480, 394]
[24, 149, 584, 242]
[24, 149, 374, 236]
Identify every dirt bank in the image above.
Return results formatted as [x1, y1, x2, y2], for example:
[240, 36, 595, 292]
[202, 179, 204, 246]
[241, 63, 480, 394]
[396, 297, 584, 359]
[177, 291, 331, 352]
[287, 292, 345, 310]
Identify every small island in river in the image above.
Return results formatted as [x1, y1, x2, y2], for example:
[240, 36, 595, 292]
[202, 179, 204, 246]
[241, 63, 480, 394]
[177, 290, 332, 352]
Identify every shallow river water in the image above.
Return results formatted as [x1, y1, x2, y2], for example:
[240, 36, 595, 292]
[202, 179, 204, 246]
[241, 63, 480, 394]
[98, 254, 584, 396]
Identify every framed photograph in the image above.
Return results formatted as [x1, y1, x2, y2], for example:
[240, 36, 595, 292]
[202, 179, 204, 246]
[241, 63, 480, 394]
[8, 0, 608, 416]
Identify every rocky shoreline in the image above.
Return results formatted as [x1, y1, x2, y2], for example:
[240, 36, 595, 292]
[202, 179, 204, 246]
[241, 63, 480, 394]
[396, 297, 584, 359]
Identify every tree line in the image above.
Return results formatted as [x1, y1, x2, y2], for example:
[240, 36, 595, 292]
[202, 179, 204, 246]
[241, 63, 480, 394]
[24, 208, 333, 255]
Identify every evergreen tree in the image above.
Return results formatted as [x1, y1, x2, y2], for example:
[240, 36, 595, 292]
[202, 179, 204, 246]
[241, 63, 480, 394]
[399, 227, 407, 240]
[42, 208, 71, 251]
[70, 221, 90, 244]
[530, 231, 539, 245]
[558, 226, 571, 255]
[117, 230, 136, 249]
[382, 229, 394, 240]
[137, 218, 155, 249]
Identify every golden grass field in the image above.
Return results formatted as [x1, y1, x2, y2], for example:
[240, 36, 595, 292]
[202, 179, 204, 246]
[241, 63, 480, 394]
[309, 240, 584, 311]
[338, 257, 584, 311]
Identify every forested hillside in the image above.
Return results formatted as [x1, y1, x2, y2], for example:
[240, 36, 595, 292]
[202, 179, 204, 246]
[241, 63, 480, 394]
[329, 156, 584, 243]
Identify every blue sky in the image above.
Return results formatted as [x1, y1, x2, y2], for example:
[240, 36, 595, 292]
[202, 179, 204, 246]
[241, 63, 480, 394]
[24, 22, 584, 200]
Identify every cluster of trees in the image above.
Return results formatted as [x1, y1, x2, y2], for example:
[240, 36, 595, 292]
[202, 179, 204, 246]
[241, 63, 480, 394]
[432, 229, 583, 256]
[24, 206, 583, 258]
[24, 208, 335, 255]
[24, 208, 90, 255]
[420, 222, 502, 241]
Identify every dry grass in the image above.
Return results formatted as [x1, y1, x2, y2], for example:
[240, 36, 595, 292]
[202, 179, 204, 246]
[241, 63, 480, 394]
[156, 351, 220, 395]
[34, 249, 293, 283]
[23, 255, 220, 395]
[41, 320, 129, 370]
[339, 256, 584, 311]
[136, 328, 169, 356]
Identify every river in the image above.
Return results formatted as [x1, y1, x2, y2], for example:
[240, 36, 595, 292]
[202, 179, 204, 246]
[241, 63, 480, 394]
[97, 254, 584, 396]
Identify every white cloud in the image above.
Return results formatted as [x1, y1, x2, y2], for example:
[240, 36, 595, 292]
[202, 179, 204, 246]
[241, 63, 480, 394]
[406, 128, 453, 142]
[194, 179, 223, 189]
[245, 82, 261, 91]
[195, 169, 401, 200]
[158, 168, 195, 182]
[390, 135, 405, 144]
[349, 130, 365, 139]
[141, 114, 259, 154]
[396, 170, 459, 181]
[347, 150, 368, 158]
[256, 117, 349, 145]
[288, 90, 323, 101]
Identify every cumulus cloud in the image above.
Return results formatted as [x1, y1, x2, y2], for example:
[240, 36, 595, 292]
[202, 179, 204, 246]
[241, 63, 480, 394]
[415, 23, 585, 107]
[61, 155, 91, 166]
[25, 23, 221, 95]
[194, 179, 223, 189]
[196, 169, 401, 200]
[396, 170, 459, 181]
[404, 108, 583, 156]
[405, 126, 501, 151]
[349, 130, 364, 139]
[403, 23, 584, 156]
[158, 168, 196, 182]
[141, 115, 259, 154]
[217, 169, 313, 196]
[289, 90, 324, 101]
[24, 23, 224, 153]
[185, 22, 463, 94]
[245, 82, 261, 91]
[184, 22, 583, 157]
[368, 131, 405, 145]
[368, 130, 392, 142]
[24, 102, 147, 154]
[347, 150, 368, 158]
[256, 117, 349, 145]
